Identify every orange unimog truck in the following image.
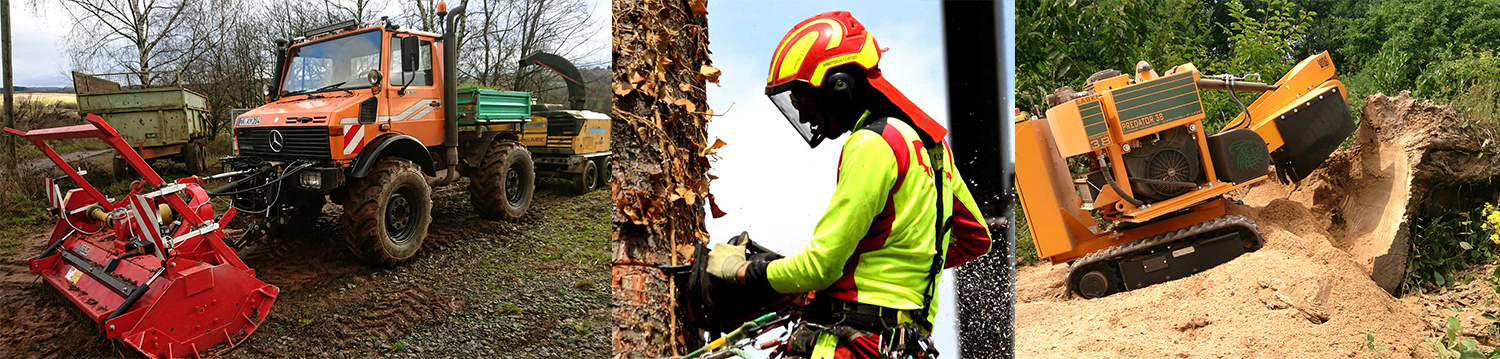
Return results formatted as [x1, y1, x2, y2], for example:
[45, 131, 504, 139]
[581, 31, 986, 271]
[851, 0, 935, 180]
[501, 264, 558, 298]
[219, 3, 535, 265]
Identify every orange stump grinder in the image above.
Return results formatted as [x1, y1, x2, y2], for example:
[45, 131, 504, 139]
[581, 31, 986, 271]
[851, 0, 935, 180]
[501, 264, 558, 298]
[6, 114, 278, 358]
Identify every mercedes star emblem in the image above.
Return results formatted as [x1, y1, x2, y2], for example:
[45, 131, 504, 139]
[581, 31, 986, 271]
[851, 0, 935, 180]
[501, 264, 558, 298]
[269, 130, 285, 153]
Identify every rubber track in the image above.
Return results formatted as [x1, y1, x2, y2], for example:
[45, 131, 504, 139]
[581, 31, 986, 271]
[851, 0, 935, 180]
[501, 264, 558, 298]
[1066, 215, 1263, 298]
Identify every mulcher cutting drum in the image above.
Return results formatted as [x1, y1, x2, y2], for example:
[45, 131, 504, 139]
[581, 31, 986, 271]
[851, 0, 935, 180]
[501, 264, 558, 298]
[6, 114, 278, 359]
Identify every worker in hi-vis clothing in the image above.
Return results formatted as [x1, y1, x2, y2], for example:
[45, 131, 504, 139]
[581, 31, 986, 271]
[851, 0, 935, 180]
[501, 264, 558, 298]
[705, 11, 993, 359]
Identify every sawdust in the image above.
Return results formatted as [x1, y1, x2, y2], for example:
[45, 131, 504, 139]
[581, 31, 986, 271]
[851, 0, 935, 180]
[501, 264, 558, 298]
[1018, 201, 1428, 358]
[1015, 93, 1500, 358]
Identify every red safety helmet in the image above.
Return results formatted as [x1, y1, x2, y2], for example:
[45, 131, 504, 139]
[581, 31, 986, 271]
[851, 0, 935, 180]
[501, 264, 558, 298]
[765, 11, 948, 148]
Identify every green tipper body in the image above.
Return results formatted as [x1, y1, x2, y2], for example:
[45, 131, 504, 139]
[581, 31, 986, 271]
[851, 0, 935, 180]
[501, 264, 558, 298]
[75, 87, 212, 148]
[456, 88, 531, 125]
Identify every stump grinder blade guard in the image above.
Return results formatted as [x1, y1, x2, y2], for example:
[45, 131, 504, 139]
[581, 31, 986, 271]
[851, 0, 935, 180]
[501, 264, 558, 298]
[5, 114, 278, 359]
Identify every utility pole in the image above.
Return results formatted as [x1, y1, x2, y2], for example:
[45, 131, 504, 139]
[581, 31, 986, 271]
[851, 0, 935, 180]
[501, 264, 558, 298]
[1, 0, 14, 181]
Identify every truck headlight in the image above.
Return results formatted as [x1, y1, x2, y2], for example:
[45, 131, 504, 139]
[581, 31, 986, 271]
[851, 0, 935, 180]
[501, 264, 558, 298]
[299, 171, 322, 190]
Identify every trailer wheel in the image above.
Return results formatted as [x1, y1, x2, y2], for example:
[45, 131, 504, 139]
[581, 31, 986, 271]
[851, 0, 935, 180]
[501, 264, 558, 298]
[183, 143, 207, 174]
[573, 160, 599, 194]
[112, 157, 133, 179]
[341, 158, 432, 266]
[470, 140, 534, 222]
[596, 157, 611, 190]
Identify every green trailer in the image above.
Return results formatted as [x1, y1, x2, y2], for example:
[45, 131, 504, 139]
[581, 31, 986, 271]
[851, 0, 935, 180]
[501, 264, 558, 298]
[73, 71, 214, 174]
[455, 88, 532, 125]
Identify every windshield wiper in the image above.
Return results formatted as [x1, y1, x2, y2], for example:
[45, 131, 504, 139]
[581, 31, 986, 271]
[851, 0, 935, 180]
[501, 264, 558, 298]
[283, 82, 347, 97]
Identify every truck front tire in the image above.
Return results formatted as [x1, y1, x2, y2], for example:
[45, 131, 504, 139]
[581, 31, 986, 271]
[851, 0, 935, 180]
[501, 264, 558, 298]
[470, 140, 534, 222]
[341, 158, 432, 266]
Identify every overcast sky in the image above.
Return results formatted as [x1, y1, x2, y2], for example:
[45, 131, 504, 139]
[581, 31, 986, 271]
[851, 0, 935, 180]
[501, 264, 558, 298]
[2, 0, 611, 87]
[702, 0, 1014, 356]
[5, 3, 70, 87]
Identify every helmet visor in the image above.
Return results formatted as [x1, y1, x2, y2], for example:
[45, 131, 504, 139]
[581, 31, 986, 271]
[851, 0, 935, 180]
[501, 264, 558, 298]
[768, 90, 825, 148]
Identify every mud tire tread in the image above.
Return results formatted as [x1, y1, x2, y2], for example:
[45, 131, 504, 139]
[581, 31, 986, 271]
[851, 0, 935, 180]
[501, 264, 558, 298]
[341, 158, 432, 266]
[469, 140, 534, 222]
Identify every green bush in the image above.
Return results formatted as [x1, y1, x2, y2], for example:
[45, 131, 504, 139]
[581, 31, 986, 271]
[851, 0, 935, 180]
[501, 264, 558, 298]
[1403, 201, 1500, 294]
[1429, 316, 1500, 359]
[1015, 204, 1041, 267]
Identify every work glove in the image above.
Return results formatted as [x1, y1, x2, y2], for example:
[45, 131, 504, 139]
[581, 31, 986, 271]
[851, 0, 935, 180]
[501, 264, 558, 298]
[706, 239, 748, 282]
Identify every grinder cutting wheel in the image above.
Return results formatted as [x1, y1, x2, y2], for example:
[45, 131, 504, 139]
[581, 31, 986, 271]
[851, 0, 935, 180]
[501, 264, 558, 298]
[678, 11, 995, 359]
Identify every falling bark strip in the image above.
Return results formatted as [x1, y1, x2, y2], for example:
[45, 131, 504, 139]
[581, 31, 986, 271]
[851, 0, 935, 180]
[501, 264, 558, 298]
[611, 0, 713, 357]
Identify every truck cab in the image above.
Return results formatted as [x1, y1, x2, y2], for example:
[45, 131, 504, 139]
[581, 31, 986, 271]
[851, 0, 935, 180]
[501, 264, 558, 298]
[224, 5, 535, 266]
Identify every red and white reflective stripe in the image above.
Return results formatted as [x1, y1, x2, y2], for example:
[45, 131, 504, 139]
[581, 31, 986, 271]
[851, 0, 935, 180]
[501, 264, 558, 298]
[342, 124, 367, 155]
[127, 194, 165, 251]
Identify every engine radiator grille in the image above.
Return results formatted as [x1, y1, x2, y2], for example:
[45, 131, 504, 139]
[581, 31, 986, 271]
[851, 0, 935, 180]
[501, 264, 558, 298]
[236, 126, 331, 160]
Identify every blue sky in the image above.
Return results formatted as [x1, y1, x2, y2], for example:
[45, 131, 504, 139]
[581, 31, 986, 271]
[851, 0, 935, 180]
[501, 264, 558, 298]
[701, 1, 1014, 356]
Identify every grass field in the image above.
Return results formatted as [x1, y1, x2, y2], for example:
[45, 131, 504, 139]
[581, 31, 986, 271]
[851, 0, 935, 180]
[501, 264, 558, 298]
[13, 93, 76, 106]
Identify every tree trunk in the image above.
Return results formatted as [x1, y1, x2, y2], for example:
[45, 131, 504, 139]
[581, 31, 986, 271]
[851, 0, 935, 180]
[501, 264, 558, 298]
[610, 0, 712, 357]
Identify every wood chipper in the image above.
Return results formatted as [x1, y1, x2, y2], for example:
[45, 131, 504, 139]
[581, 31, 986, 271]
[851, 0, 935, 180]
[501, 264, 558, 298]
[5, 114, 277, 358]
[72, 71, 215, 174]
[517, 52, 611, 194]
[1016, 52, 1356, 298]
[222, 2, 535, 266]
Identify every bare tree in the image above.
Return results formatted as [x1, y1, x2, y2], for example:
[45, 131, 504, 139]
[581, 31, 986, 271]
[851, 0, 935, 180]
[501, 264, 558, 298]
[180, 0, 270, 134]
[406, 0, 599, 93]
[320, 0, 384, 23]
[401, 0, 455, 33]
[62, 0, 208, 86]
[507, 0, 596, 88]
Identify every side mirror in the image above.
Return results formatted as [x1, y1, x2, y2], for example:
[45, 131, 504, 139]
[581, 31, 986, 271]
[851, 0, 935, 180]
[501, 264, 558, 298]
[367, 70, 383, 86]
[401, 36, 419, 72]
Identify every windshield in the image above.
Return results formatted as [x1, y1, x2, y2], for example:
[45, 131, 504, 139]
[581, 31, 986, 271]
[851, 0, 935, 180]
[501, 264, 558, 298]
[281, 30, 383, 95]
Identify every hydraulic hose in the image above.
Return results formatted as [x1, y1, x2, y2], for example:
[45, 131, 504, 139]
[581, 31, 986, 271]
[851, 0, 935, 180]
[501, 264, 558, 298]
[1099, 153, 1145, 207]
[208, 161, 313, 197]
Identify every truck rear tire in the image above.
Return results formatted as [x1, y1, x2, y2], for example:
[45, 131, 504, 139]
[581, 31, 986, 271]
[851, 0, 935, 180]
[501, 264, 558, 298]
[183, 143, 207, 174]
[341, 158, 432, 266]
[470, 140, 534, 222]
[573, 160, 599, 194]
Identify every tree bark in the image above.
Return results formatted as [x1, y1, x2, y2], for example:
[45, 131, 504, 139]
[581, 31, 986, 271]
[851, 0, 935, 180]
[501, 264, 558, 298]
[610, 0, 712, 357]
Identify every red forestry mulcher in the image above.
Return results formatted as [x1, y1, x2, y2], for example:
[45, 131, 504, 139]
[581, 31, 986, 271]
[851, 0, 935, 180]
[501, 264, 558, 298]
[5, 114, 278, 358]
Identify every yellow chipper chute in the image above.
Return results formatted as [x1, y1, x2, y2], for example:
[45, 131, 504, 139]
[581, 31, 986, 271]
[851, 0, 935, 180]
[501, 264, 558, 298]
[1016, 52, 1355, 298]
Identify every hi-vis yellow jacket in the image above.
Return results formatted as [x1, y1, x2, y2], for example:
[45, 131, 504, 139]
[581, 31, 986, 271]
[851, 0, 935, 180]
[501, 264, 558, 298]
[752, 112, 992, 328]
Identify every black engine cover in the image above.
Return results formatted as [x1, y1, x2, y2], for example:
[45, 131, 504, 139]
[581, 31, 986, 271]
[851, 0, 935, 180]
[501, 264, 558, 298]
[1122, 127, 1202, 202]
